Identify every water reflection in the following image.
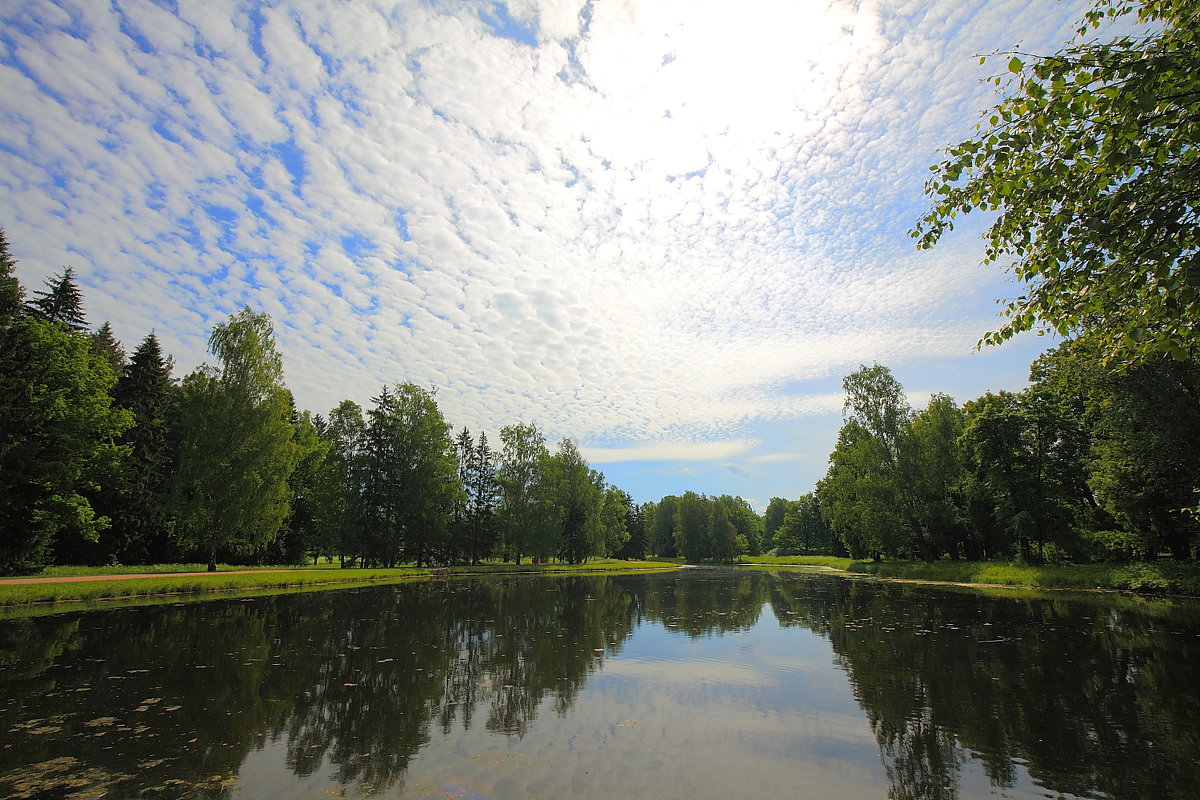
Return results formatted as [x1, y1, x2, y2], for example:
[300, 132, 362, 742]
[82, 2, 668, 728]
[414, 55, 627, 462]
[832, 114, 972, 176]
[1, 570, 1198, 799]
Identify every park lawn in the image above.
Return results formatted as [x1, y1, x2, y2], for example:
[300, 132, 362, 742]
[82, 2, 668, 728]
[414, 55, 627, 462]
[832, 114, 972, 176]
[848, 559, 1200, 596]
[0, 559, 677, 612]
[735, 555, 855, 569]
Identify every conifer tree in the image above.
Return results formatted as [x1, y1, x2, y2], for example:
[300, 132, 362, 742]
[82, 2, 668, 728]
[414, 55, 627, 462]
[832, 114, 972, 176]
[0, 229, 23, 327]
[26, 266, 87, 331]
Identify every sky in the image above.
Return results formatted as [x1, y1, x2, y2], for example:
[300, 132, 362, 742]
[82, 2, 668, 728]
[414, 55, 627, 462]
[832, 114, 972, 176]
[0, 0, 1101, 509]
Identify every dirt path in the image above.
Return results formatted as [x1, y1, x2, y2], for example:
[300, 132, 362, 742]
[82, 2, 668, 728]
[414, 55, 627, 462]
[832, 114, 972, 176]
[0, 569, 302, 585]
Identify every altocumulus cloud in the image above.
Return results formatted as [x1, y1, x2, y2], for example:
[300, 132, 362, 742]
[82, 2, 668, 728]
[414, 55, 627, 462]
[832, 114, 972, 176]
[0, 0, 1092, 477]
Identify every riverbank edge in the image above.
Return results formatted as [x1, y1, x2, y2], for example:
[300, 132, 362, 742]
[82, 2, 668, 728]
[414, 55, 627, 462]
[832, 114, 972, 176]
[737, 557, 1200, 598]
[0, 560, 682, 616]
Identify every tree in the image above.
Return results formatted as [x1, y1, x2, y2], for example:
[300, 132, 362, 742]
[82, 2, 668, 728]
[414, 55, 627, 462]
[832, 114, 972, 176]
[0, 229, 23, 327]
[651, 495, 679, 557]
[110, 332, 177, 564]
[818, 420, 907, 559]
[762, 497, 789, 553]
[551, 439, 604, 564]
[0, 316, 131, 573]
[774, 494, 835, 556]
[358, 383, 459, 567]
[914, 0, 1200, 362]
[496, 423, 555, 563]
[674, 491, 711, 563]
[172, 308, 297, 571]
[709, 502, 739, 564]
[25, 266, 88, 331]
[89, 322, 127, 378]
[715, 495, 761, 556]
[455, 427, 499, 565]
[599, 485, 632, 558]
[311, 400, 366, 566]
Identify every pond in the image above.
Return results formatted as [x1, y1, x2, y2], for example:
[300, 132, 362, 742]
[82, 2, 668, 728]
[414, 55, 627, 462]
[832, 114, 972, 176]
[1, 568, 1198, 799]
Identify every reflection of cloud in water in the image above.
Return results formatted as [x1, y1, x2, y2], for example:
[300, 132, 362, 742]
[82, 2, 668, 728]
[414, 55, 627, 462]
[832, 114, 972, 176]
[601, 656, 768, 687]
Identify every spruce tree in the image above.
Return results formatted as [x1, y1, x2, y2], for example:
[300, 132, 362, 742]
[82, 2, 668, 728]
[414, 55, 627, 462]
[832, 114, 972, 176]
[26, 266, 88, 331]
[0, 228, 23, 327]
[111, 332, 177, 563]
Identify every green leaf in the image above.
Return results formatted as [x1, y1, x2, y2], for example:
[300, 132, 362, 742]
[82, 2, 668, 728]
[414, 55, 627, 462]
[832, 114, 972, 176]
[1008, 56, 1023, 73]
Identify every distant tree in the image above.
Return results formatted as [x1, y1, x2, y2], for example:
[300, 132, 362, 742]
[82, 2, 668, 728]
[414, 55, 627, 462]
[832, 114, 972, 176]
[914, 0, 1200, 362]
[172, 308, 297, 571]
[89, 322, 127, 378]
[0, 229, 24, 327]
[652, 495, 679, 557]
[551, 439, 604, 564]
[455, 427, 499, 565]
[614, 497, 646, 560]
[674, 491, 711, 563]
[710, 502, 739, 563]
[762, 497, 788, 553]
[716, 495, 761, 556]
[496, 423, 555, 563]
[774, 494, 834, 556]
[25, 266, 87, 331]
[599, 485, 632, 558]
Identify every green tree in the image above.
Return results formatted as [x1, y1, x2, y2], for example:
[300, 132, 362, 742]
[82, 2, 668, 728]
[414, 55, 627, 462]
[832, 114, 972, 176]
[454, 427, 499, 565]
[715, 495, 761, 556]
[914, 0, 1200, 361]
[172, 308, 297, 571]
[818, 420, 906, 559]
[774, 494, 835, 556]
[599, 485, 632, 558]
[25, 266, 87, 331]
[0, 229, 22, 327]
[0, 318, 131, 572]
[905, 394, 970, 560]
[551, 439, 604, 564]
[311, 400, 365, 566]
[111, 332, 177, 564]
[709, 502, 739, 563]
[89, 322, 126, 378]
[358, 383, 459, 567]
[674, 491, 711, 563]
[496, 423, 555, 563]
[762, 497, 788, 553]
[651, 495, 679, 557]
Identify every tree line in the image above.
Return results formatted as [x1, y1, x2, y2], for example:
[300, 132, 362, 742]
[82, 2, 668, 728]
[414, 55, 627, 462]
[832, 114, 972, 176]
[0, 229, 640, 574]
[815, 352, 1199, 563]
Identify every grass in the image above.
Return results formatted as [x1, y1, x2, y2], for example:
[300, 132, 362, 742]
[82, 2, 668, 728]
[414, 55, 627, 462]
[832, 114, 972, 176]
[0, 559, 677, 612]
[735, 555, 856, 570]
[846, 559, 1200, 597]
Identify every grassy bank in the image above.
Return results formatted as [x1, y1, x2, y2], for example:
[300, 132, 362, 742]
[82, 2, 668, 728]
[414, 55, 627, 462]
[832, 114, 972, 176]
[0, 559, 676, 612]
[847, 559, 1200, 597]
[736, 555, 855, 569]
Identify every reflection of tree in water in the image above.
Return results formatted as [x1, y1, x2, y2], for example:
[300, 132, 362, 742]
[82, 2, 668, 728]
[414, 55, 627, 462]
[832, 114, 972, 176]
[4, 572, 1199, 799]
[634, 568, 769, 637]
[766, 571, 1200, 800]
[0, 576, 641, 798]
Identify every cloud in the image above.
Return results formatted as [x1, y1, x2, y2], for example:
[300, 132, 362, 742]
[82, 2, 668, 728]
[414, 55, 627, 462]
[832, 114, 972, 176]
[0, 0, 1095, 474]
[581, 439, 756, 465]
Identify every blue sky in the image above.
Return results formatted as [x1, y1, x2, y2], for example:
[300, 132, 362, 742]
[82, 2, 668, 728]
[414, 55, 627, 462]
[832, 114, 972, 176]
[0, 0, 1100, 509]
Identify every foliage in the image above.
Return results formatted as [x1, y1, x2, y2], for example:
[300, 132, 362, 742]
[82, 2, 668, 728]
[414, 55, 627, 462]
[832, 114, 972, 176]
[914, 0, 1200, 362]
[358, 383, 460, 567]
[0, 229, 22, 327]
[172, 308, 297, 570]
[0, 317, 131, 573]
[24, 266, 88, 331]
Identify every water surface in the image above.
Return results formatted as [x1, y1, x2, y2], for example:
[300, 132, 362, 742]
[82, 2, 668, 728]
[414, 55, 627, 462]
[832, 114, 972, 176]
[2, 569, 1198, 799]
